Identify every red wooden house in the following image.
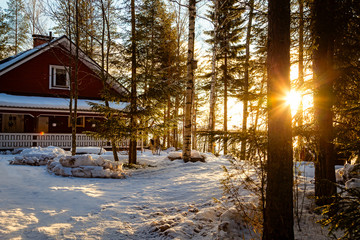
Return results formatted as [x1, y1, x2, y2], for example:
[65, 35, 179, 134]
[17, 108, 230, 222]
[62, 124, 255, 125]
[0, 34, 131, 150]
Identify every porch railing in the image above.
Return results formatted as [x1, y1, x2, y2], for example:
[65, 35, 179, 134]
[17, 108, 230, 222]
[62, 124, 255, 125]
[0, 133, 142, 150]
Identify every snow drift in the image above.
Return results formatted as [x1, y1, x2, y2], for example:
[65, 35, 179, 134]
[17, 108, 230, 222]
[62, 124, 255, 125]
[47, 155, 125, 179]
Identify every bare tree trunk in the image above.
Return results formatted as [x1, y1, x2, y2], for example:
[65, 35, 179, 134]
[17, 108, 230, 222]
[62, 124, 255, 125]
[174, 96, 179, 149]
[99, 0, 119, 162]
[263, 0, 294, 239]
[15, 0, 18, 55]
[297, 0, 304, 161]
[192, 96, 197, 150]
[183, 0, 196, 162]
[129, 0, 137, 164]
[312, 0, 336, 204]
[71, 0, 80, 157]
[208, 0, 218, 154]
[167, 95, 171, 148]
[241, 0, 254, 160]
[254, 70, 265, 131]
[173, 0, 182, 151]
[223, 49, 228, 155]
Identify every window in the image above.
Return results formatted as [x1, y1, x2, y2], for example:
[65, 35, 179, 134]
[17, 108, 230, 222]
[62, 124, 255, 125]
[68, 117, 85, 127]
[49, 65, 70, 89]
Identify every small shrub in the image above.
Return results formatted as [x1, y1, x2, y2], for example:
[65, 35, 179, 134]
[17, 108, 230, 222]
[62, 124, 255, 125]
[318, 185, 360, 240]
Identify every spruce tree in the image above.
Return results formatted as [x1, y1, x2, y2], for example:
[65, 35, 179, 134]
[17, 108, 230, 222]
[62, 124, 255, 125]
[5, 0, 28, 54]
[0, 8, 10, 60]
[205, 0, 244, 155]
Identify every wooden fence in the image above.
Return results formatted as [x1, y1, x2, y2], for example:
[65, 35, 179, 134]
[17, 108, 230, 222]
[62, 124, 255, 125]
[0, 133, 142, 150]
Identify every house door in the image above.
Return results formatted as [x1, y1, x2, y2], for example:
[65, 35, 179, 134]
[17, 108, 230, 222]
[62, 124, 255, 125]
[37, 116, 49, 133]
[1, 114, 24, 133]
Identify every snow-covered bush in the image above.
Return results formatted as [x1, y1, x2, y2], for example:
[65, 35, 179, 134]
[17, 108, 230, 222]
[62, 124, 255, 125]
[10, 146, 67, 166]
[47, 155, 125, 178]
[217, 207, 247, 239]
[335, 163, 360, 189]
[218, 159, 265, 238]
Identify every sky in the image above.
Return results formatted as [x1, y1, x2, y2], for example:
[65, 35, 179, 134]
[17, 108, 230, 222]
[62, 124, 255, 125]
[0, 1, 6, 9]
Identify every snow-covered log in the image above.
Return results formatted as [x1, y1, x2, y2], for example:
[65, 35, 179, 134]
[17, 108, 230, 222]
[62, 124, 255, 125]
[167, 150, 205, 162]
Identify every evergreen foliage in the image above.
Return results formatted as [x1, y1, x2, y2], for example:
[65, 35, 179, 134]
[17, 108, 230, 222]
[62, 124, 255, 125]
[0, 7, 10, 60]
[5, 0, 28, 54]
[318, 185, 360, 240]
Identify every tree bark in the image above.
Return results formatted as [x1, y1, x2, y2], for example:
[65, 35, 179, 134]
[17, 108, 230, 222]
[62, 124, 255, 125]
[208, 0, 218, 154]
[241, 0, 254, 160]
[223, 47, 228, 155]
[129, 0, 137, 164]
[312, 0, 336, 204]
[263, 0, 294, 239]
[297, 0, 304, 161]
[183, 0, 196, 162]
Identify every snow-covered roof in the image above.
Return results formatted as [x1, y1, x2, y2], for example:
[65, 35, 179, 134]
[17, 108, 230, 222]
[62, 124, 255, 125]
[0, 93, 128, 112]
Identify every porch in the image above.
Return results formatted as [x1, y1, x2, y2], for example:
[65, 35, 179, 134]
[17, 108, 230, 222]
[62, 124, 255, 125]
[0, 133, 142, 151]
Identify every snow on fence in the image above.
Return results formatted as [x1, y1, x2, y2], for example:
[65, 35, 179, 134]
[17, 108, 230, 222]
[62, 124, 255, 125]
[0, 133, 142, 150]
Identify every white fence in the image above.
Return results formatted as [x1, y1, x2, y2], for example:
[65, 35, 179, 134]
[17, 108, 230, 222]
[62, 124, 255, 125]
[0, 133, 142, 150]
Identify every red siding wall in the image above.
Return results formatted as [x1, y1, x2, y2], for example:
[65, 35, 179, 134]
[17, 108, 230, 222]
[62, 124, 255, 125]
[0, 46, 104, 99]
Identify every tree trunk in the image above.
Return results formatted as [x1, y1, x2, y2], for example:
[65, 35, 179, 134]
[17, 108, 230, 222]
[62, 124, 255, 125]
[223, 49, 228, 155]
[192, 97, 197, 150]
[15, 1, 18, 55]
[174, 95, 179, 150]
[129, 0, 137, 164]
[183, 0, 196, 162]
[71, 0, 80, 156]
[312, 0, 336, 204]
[208, 0, 218, 154]
[241, 0, 254, 160]
[263, 0, 294, 239]
[167, 95, 171, 148]
[297, 0, 304, 161]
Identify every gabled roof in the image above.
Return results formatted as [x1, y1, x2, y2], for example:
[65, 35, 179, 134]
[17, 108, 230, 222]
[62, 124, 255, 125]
[0, 36, 128, 95]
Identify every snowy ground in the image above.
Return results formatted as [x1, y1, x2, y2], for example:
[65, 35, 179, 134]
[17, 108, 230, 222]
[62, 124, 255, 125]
[0, 147, 337, 239]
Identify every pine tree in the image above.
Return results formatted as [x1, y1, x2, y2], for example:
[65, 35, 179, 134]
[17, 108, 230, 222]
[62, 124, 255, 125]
[312, 0, 337, 204]
[5, 0, 28, 55]
[205, 0, 244, 155]
[240, 0, 255, 160]
[263, 0, 294, 238]
[0, 8, 10, 60]
[50, 0, 97, 57]
[218, 0, 244, 155]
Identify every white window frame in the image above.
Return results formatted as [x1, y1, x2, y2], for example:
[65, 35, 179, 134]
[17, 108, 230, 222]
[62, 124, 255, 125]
[49, 65, 70, 90]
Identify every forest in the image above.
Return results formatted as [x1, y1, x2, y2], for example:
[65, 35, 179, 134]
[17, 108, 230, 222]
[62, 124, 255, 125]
[1, 0, 360, 239]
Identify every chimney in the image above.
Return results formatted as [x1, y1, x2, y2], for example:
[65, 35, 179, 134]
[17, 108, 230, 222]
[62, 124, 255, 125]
[32, 32, 54, 47]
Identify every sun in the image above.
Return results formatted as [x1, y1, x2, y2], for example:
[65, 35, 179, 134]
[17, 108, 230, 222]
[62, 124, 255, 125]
[285, 90, 302, 114]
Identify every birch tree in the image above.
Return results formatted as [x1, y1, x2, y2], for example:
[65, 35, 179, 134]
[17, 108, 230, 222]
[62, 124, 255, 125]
[183, 0, 196, 162]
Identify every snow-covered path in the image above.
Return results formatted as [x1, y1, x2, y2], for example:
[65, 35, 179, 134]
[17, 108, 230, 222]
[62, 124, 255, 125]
[0, 151, 226, 239]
